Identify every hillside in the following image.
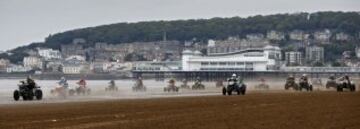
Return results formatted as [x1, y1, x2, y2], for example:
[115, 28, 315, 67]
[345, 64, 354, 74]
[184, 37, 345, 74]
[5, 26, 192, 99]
[2, 11, 360, 63]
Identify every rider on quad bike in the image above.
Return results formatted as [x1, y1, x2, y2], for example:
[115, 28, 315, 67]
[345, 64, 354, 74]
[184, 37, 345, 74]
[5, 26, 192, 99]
[337, 75, 356, 92]
[51, 77, 70, 97]
[133, 77, 146, 92]
[180, 79, 190, 89]
[13, 76, 43, 101]
[298, 74, 313, 91]
[106, 80, 118, 91]
[76, 78, 90, 95]
[109, 80, 115, 88]
[192, 77, 205, 90]
[26, 76, 36, 91]
[164, 78, 179, 92]
[285, 75, 298, 90]
[222, 74, 246, 95]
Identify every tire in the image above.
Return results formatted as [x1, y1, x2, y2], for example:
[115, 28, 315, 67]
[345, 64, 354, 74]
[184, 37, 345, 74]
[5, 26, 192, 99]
[350, 85, 356, 92]
[69, 89, 75, 96]
[35, 90, 43, 100]
[337, 85, 343, 92]
[222, 87, 226, 95]
[236, 88, 241, 95]
[227, 87, 232, 95]
[241, 86, 246, 95]
[13, 90, 20, 101]
[87, 89, 91, 95]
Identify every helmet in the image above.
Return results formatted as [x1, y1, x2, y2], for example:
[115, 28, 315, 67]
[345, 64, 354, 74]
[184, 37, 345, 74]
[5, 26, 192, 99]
[302, 74, 307, 77]
[232, 74, 237, 77]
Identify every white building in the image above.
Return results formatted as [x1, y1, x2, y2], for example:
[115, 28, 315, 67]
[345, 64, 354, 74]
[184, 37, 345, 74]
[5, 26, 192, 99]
[285, 51, 303, 66]
[6, 65, 32, 73]
[335, 32, 351, 41]
[38, 48, 62, 60]
[314, 29, 331, 43]
[266, 30, 285, 40]
[289, 30, 306, 41]
[355, 46, 360, 58]
[62, 58, 89, 74]
[133, 61, 181, 71]
[23, 56, 43, 69]
[182, 45, 281, 71]
[306, 46, 324, 63]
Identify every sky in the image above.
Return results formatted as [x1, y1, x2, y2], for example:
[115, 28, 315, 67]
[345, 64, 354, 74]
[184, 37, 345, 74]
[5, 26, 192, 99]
[0, 0, 359, 51]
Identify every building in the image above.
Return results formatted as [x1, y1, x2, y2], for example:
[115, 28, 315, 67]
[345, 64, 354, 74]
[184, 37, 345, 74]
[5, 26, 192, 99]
[133, 61, 181, 71]
[62, 58, 89, 74]
[182, 45, 281, 71]
[266, 30, 285, 40]
[285, 51, 303, 66]
[289, 30, 307, 41]
[207, 37, 269, 55]
[38, 48, 62, 60]
[23, 56, 43, 69]
[335, 32, 351, 41]
[246, 33, 264, 41]
[314, 29, 331, 43]
[6, 65, 32, 73]
[356, 46, 360, 58]
[305, 46, 324, 63]
[61, 43, 85, 58]
[0, 59, 10, 72]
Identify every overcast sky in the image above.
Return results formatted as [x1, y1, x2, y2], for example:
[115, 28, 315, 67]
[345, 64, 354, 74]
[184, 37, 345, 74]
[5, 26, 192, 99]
[0, 0, 359, 51]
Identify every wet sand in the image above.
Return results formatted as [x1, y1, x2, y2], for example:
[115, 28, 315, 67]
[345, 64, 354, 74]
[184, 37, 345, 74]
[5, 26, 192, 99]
[1, 91, 359, 129]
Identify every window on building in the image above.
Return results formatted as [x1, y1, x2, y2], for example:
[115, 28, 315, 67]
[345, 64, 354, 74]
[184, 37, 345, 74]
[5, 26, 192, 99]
[210, 62, 218, 65]
[201, 62, 209, 66]
[219, 62, 226, 65]
[237, 62, 244, 65]
[228, 62, 236, 66]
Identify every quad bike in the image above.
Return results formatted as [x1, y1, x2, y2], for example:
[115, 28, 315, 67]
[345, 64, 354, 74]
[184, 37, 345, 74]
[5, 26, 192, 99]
[326, 78, 337, 89]
[337, 80, 356, 92]
[255, 78, 269, 90]
[285, 78, 299, 90]
[192, 81, 205, 90]
[50, 84, 75, 98]
[222, 80, 246, 95]
[215, 80, 224, 88]
[105, 85, 118, 92]
[180, 80, 190, 89]
[75, 85, 91, 95]
[298, 79, 313, 91]
[132, 82, 146, 92]
[164, 84, 179, 92]
[13, 81, 43, 101]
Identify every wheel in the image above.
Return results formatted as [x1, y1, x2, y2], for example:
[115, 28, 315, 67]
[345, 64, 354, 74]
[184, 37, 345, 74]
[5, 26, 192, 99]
[35, 90, 43, 100]
[285, 84, 289, 90]
[227, 90, 232, 95]
[13, 90, 20, 101]
[236, 88, 241, 95]
[350, 85, 356, 92]
[222, 87, 226, 95]
[241, 87, 246, 95]
[337, 85, 343, 92]
[87, 89, 91, 95]
[69, 89, 75, 96]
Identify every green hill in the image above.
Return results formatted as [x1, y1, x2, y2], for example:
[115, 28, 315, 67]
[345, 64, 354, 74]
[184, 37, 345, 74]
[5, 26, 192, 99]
[2, 11, 360, 63]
